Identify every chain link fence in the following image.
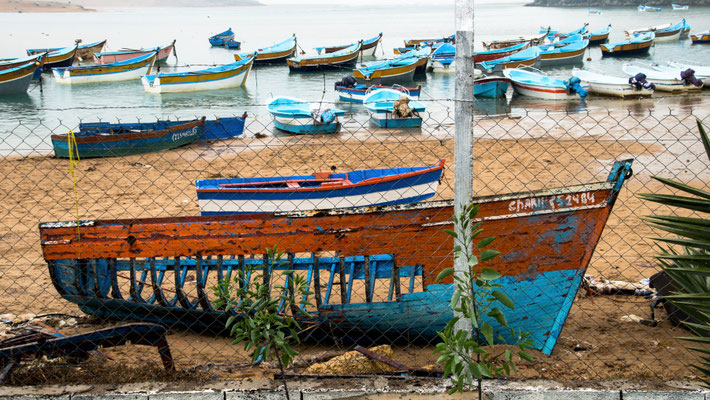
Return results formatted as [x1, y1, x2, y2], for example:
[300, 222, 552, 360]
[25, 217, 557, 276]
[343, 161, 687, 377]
[1, 100, 708, 385]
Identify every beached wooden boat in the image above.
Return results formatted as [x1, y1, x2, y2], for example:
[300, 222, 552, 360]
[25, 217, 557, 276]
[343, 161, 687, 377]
[287, 42, 362, 71]
[38, 159, 633, 355]
[35, 46, 77, 70]
[601, 33, 654, 57]
[483, 30, 548, 50]
[27, 40, 106, 62]
[428, 43, 455, 73]
[538, 39, 589, 67]
[476, 47, 541, 73]
[315, 33, 382, 57]
[79, 115, 246, 142]
[622, 64, 703, 92]
[589, 24, 612, 45]
[235, 35, 297, 64]
[94, 40, 176, 64]
[335, 84, 421, 103]
[504, 68, 588, 100]
[572, 68, 653, 98]
[638, 5, 662, 11]
[474, 75, 510, 98]
[51, 118, 204, 158]
[0, 61, 37, 95]
[0, 53, 45, 79]
[672, 4, 688, 10]
[209, 28, 234, 46]
[267, 97, 346, 134]
[53, 52, 157, 84]
[142, 54, 254, 93]
[363, 88, 425, 128]
[473, 42, 529, 63]
[196, 159, 444, 215]
[626, 20, 684, 41]
[353, 56, 419, 85]
[691, 30, 710, 43]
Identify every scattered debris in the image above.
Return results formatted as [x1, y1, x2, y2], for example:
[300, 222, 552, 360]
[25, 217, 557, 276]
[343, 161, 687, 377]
[583, 275, 653, 296]
[303, 345, 399, 375]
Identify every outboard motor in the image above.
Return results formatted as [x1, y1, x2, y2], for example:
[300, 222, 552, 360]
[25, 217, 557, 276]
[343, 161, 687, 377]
[565, 76, 588, 99]
[334, 75, 357, 89]
[629, 73, 656, 90]
[680, 68, 703, 87]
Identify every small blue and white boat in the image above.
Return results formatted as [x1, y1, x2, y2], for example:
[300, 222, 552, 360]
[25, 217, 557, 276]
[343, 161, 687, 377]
[235, 35, 297, 64]
[628, 19, 685, 41]
[601, 32, 654, 57]
[195, 159, 445, 215]
[353, 56, 419, 85]
[209, 28, 235, 46]
[638, 5, 662, 12]
[142, 53, 255, 93]
[504, 68, 588, 100]
[335, 84, 421, 103]
[315, 33, 382, 57]
[538, 39, 589, 67]
[267, 97, 346, 135]
[474, 75, 510, 98]
[0, 61, 37, 95]
[588, 8, 602, 15]
[476, 46, 541, 73]
[428, 43, 455, 72]
[363, 89, 426, 128]
[558, 23, 589, 40]
[53, 52, 157, 84]
[589, 24, 612, 45]
[672, 4, 689, 10]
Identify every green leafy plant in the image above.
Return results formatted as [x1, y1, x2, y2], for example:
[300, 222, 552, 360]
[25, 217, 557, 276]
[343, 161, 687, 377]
[212, 246, 312, 399]
[639, 119, 710, 387]
[434, 203, 534, 397]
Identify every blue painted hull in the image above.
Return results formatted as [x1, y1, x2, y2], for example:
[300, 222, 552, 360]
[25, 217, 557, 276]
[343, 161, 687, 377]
[273, 119, 341, 135]
[78, 116, 245, 141]
[474, 80, 509, 98]
[370, 116, 422, 128]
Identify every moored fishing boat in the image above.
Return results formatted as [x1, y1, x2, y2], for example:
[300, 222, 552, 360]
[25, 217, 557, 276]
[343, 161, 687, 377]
[353, 55, 419, 85]
[473, 42, 529, 63]
[267, 97, 346, 134]
[588, 8, 602, 14]
[196, 159, 444, 215]
[235, 35, 297, 64]
[94, 40, 176, 64]
[601, 32, 654, 57]
[38, 159, 634, 355]
[667, 61, 710, 78]
[209, 28, 234, 46]
[0, 53, 45, 79]
[638, 5, 662, 11]
[538, 39, 589, 67]
[0, 61, 37, 95]
[589, 24, 612, 45]
[681, 20, 691, 37]
[142, 53, 255, 93]
[626, 20, 684, 41]
[622, 63, 703, 92]
[224, 40, 241, 50]
[78, 115, 247, 142]
[504, 68, 588, 100]
[27, 40, 106, 62]
[39, 46, 77, 70]
[315, 33, 382, 57]
[334, 83, 421, 103]
[558, 23, 589, 40]
[672, 4, 689, 10]
[476, 47, 541, 73]
[482, 29, 549, 50]
[363, 88, 425, 128]
[287, 41, 362, 71]
[691, 30, 710, 43]
[52, 52, 157, 84]
[51, 117, 205, 158]
[474, 75, 510, 98]
[428, 43, 455, 73]
[403, 35, 455, 48]
[572, 67, 653, 98]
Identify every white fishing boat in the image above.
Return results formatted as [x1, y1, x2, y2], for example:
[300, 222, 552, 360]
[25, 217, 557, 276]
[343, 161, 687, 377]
[503, 68, 588, 100]
[572, 68, 653, 98]
[622, 64, 703, 92]
[666, 61, 710, 79]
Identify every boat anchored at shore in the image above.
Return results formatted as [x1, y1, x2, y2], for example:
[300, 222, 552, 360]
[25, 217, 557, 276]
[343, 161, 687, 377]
[53, 52, 157, 85]
[504, 68, 588, 100]
[287, 41, 362, 71]
[572, 68, 654, 98]
[267, 97, 346, 134]
[363, 88, 426, 128]
[142, 53, 255, 93]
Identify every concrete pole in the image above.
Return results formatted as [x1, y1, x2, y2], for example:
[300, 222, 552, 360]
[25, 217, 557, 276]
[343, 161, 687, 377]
[453, 0, 474, 336]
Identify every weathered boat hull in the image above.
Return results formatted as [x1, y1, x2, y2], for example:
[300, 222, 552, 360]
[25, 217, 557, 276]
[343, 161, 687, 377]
[51, 118, 204, 158]
[79, 116, 246, 142]
[0, 62, 36, 95]
[589, 32, 610, 45]
[142, 57, 253, 93]
[474, 76, 510, 98]
[539, 46, 586, 67]
[94, 41, 175, 64]
[38, 160, 633, 355]
[52, 53, 156, 84]
[273, 118, 341, 135]
[601, 41, 653, 57]
[691, 32, 710, 43]
[354, 63, 417, 85]
[370, 115, 422, 128]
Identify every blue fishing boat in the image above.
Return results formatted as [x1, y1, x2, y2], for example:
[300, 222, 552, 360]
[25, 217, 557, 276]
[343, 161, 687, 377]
[0, 61, 37, 95]
[287, 42, 362, 71]
[334, 83, 421, 103]
[638, 5, 662, 11]
[476, 46, 541, 73]
[538, 39, 589, 67]
[38, 46, 77, 70]
[235, 35, 297, 64]
[353, 56, 419, 85]
[195, 159, 445, 215]
[315, 33, 382, 57]
[681, 20, 692, 37]
[27, 40, 106, 62]
[474, 41, 529, 63]
[39, 159, 634, 355]
[94, 41, 175, 64]
[691, 30, 710, 43]
[588, 8, 602, 14]
[429, 43, 455, 72]
[78, 115, 246, 142]
[51, 118, 205, 158]
[224, 40, 241, 49]
[0, 53, 45, 80]
[558, 23, 589, 40]
[474, 75, 510, 98]
[142, 54, 254, 93]
[267, 97, 346, 134]
[504, 68, 588, 100]
[209, 28, 234, 46]
[53, 52, 157, 84]
[672, 3, 688, 10]
[589, 24, 612, 45]
[628, 20, 684, 41]
[363, 88, 426, 128]
[601, 32, 654, 57]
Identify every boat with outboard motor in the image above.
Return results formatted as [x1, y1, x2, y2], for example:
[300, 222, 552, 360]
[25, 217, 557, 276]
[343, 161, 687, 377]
[504, 68, 588, 100]
[572, 68, 654, 98]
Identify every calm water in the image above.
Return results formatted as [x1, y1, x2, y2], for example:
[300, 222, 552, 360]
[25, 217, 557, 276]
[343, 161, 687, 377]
[0, 3, 709, 153]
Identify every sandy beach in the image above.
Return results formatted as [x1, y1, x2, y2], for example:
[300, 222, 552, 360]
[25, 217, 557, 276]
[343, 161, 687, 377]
[0, 0, 93, 13]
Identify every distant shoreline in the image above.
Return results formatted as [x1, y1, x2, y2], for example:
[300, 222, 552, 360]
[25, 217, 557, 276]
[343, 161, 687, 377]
[0, 0, 94, 13]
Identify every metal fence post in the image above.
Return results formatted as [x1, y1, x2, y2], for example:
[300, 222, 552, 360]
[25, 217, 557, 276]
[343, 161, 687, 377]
[454, 0, 475, 337]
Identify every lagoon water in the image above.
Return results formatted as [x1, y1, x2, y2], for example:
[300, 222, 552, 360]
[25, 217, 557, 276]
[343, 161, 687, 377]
[0, 2, 709, 152]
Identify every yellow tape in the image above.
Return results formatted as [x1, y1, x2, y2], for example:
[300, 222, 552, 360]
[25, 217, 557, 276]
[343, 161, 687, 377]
[67, 129, 81, 258]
